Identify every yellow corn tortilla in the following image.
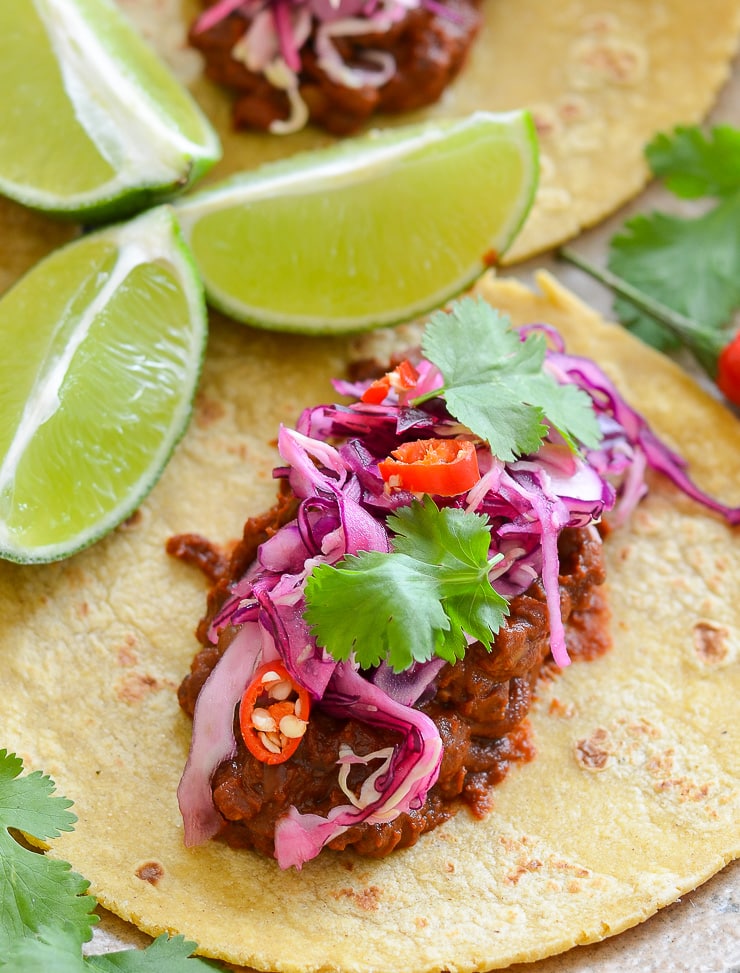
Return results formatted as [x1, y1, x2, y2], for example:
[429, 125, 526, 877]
[1, 272, 738, 971]
[123, 0, 740, 262]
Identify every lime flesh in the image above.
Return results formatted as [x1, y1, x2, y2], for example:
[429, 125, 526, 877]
[0, 0, 220, 222]
[176, 111, 539, 334]
[0, 207, 207, 563]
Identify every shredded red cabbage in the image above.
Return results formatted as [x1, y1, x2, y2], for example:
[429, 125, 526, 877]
[178, 322, 740, 867]
[192, 0, 456, 134]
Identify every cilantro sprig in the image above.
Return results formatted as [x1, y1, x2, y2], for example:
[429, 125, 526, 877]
[611, 124, 740, 346]
[415, 298, 601, 461]
[0, 750, 220, 971]
[563, 125, 740, 361]
[304, 497, 509, 672]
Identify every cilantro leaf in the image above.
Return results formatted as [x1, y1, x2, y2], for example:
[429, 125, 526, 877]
[0, 928, 219, 972]
[420, 298, 600, 461]
[609, 202, 740, 348]
[0, 750, 96, 953]
[390, 500, 509, 649]
[646, 125, 740, 199]
[607, 124, 740, 351]
[304, 498, 508, 672]
[0, 751, 223, 971]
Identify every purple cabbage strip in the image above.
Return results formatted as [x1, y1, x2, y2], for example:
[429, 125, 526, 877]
[273, 662, 443, 869]
[178, 622, 265, 846]
[550, 351, 740, 526]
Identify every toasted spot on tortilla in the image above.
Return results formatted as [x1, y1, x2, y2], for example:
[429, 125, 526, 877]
[557, 94, 590, 123]
[569, 16, 648, 90]
[693, 620, 731, 666]
[548, 698, 576, 719]
[135, 861, 165, 885]
[195, 393, 226, 428]
[118, 509, 143, 531]
[331, 886, 382, 911]
[117, 639, 139, 668]
[115, 672, 170, 703]
[575, 727, 614, 771]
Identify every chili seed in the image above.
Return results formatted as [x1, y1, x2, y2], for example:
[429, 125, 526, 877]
[259, 731, 282, 754]
[279, 715, 307, 739]
[251, 707, 277, 732]
[268, 679, 293, 701]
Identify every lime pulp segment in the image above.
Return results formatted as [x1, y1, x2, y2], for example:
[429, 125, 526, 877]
[0, 207, 207, 563]
[176, 111, 539, 333]
[0, 0, 220, 220]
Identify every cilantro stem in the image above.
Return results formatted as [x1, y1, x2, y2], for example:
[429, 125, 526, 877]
[410, 387, 446, 407]
[558, 246, 724, 377]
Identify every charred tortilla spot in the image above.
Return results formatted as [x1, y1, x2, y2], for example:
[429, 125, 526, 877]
[330, 885, 382, 911]
[116, 639, 139, 668]
[574, 727, 614, 772]
[195, 392, 226, 427]
[135, 860, 165, 885]
[692, 620, 730, 665]
[116, 673, 171, 703]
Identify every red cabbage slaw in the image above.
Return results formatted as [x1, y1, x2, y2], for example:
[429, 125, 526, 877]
[178, 323, 740, 869]
[192, 0, 455, 134]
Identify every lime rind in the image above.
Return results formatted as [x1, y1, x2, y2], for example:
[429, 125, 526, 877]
[0, 0, 221, 223]
[176, 111, 539, 334]
[0, 206, 208, 565]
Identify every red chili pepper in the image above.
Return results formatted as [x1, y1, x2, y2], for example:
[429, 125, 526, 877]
[361, 360, 419, 404]
[378, 438, 481, 496]
[239, 661, 311, 765]
[716, 334, 740, 407]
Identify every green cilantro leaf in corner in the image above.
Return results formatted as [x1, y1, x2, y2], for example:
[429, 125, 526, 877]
[0, 749, 96, 953]
[607, 125, 740, 351]
[0, 928, 220, 972]
[0, 750, 222, 972]
[303, 497, 509, 673]
[418, 297, 600, 461]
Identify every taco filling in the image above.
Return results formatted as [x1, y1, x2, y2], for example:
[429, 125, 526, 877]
[188, 0, 482, 134]
[175, 297, 740, 871]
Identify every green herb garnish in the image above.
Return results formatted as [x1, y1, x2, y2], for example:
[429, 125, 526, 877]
[304, 498, 509, 673]
[416, 297, 600, 461]
[0, 750, 220, 971]
[606, 125, 740, 352]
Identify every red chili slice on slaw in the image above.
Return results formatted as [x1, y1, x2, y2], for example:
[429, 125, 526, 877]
[378, 438, 481, 496]
[239, 661, 312, 765]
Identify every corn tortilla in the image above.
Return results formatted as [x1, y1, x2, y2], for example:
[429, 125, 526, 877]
[1, 272, 738, 971]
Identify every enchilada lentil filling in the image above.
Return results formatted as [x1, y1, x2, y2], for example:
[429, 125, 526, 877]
[176, 493, 609, 860]
[189, 0, 483, 135]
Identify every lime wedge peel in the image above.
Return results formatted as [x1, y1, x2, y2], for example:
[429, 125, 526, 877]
[0, 0, 221, 222]
[175, 110, 539, 335]
[0, 206, 207, 564]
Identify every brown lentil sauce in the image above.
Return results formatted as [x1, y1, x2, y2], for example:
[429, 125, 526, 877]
[189, 0, 483, 135]
[175, 489, 610, 860]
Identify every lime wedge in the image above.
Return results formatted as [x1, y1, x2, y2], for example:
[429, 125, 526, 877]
[0, 0, 221, 222]
[175, 110, 539, 334]
[0, 207, 207, 564]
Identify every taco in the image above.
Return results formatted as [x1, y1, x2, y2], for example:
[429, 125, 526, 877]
[1, 272, 738, 971]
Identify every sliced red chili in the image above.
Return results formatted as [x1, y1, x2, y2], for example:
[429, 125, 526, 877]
[239, 661, 311, 765]
[360, 359, 419, 404]
[377, 438, 481, 496]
